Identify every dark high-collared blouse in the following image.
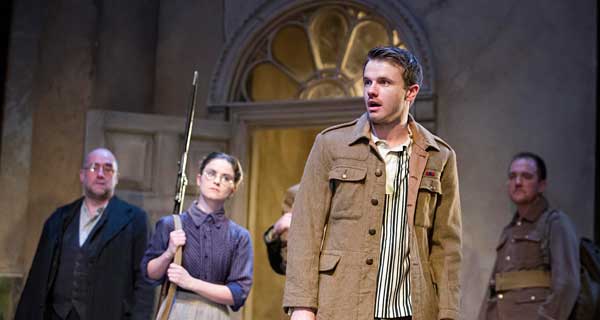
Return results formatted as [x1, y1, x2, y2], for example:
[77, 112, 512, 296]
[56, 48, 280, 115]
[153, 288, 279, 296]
[141, 202, 253, 311]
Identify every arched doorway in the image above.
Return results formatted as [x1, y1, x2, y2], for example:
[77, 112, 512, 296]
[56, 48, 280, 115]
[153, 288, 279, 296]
[208, 1, 436, 319]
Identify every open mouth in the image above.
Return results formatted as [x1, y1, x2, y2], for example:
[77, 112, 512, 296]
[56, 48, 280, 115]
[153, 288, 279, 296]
[368, 101, 382, 111]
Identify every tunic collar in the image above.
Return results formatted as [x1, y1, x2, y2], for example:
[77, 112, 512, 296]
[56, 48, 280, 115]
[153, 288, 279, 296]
[349, 113, 440, 152]
[512, 195, 549, 224]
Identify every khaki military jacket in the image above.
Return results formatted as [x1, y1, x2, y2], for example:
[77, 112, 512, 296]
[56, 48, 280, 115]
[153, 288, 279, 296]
[283, 113, 462, 320]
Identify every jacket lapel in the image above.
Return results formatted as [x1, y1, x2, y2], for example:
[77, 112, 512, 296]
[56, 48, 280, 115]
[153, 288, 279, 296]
[406, 117, 438, 227]
[85, 196, 133, 258]
[47, 198, 84, 293]
[407, 144, 428, 227]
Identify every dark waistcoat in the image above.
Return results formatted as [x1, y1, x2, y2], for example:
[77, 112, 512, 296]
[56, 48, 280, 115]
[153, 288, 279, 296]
[51, 211, 103, 318]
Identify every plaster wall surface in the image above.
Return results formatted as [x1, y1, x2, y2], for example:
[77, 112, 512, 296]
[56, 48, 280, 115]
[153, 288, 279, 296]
[0, 0, 46, 274]
[153, 0, 224, 118]
[93, 0, 159, 113]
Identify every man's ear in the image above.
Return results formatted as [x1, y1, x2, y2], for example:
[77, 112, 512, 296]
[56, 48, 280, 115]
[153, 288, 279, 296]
[405, 84, 420, 102]
[538, 179, 547, 194]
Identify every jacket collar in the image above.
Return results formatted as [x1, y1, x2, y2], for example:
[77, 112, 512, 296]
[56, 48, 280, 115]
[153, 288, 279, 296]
[512, 195, 549, 223]
[61, 197, 85, 232]
[348, 113, 440, 151]
[86, 196, 135, 255]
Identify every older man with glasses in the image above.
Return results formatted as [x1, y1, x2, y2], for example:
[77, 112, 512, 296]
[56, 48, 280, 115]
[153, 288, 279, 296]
[16, 148, 154, 320]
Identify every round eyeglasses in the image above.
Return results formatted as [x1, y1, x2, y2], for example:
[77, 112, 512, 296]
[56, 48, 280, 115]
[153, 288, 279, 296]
[202, 169, 235, 185]
[84, 163, 116, 176]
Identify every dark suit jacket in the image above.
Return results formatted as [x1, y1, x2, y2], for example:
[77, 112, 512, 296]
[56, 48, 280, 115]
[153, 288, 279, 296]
[16, 196, 154, 320]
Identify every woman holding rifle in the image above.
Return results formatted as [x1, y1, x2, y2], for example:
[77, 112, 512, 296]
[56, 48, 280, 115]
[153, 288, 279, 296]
[142, 152, 253, 319]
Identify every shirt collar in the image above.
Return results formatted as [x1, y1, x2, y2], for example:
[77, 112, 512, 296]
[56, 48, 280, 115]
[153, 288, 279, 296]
[371, 125, 412, 153]
[186, 201, 227, 228]
[80, 202, 105, 222]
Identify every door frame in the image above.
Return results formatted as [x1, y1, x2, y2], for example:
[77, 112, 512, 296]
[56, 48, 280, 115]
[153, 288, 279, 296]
[210, 97, 364, 228]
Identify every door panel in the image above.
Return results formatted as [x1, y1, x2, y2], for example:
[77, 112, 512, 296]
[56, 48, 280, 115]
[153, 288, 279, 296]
[85, 110, 231, 224]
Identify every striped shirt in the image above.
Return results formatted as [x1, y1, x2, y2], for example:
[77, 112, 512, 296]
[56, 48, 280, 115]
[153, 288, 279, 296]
[372, 134, 412, 318]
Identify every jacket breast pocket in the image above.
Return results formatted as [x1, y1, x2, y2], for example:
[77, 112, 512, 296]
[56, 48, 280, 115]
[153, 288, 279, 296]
[328, 165, 367, 220]
[512, 231, 544, 264]
[414, 176, 442, 228]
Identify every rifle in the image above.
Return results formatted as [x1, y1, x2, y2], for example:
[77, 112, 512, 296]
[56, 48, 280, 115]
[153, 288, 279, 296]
[155, 71, 199, 320]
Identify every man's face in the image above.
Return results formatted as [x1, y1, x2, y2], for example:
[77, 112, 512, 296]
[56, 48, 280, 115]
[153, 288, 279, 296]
[363, 59, 419, 126]
[508, 158, 546, 206]
[80, 149, 118, 201]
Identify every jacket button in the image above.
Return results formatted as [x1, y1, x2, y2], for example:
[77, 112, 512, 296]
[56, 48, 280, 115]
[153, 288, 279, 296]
[371, 198, 378, 206]
[366, 258, 374, 265]
[498, 294, 504, 299]
[342, 173, 347, 179]
[375, 169, 383, 177]
[369, 229, 376, 235]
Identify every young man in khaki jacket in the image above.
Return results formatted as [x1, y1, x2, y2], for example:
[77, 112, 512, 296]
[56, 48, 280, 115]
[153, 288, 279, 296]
[283, 47, 462, 320]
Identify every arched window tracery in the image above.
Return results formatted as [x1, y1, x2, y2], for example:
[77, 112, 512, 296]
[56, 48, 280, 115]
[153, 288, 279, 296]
[238, 5, 409, 102]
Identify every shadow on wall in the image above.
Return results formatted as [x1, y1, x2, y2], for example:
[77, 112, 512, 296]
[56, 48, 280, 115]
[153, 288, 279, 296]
[0, 0, 14, 155]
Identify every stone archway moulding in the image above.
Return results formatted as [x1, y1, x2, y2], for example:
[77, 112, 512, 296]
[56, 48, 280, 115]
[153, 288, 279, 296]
[208, 0, 436, 106]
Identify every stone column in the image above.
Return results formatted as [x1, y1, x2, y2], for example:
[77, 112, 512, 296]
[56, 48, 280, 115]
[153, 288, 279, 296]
[0, 0, 47, 317]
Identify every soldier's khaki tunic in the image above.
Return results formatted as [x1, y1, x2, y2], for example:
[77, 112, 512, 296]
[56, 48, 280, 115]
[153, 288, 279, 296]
[478, 196, 580, 320]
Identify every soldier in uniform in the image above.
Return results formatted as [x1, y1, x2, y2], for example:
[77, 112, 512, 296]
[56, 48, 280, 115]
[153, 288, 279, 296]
[283, 46, 462, 320]
[478, 152, 580, 319]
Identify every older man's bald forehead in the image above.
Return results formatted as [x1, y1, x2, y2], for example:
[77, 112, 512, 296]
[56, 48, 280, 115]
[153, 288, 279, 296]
[83, 148, 118, 170]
